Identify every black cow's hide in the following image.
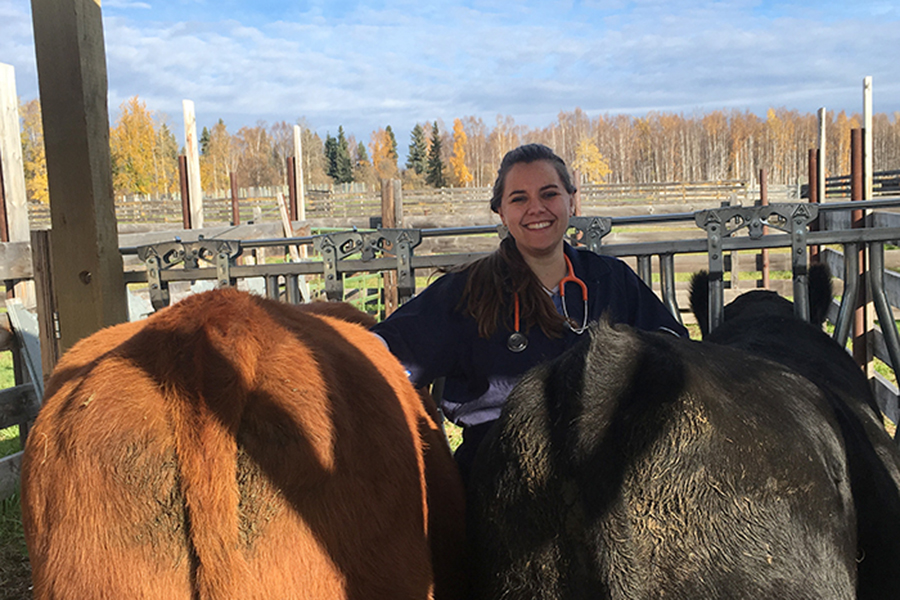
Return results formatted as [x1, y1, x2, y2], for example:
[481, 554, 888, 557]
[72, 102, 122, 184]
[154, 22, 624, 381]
[690, 265, 900, 600]
[467, 265, 900, 599]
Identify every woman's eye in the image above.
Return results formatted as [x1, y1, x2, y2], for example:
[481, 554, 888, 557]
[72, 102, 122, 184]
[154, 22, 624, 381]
[509, 195, 526, 203]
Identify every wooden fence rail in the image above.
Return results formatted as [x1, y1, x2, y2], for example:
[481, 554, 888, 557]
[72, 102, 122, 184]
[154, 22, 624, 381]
[24, 180, 800, 228]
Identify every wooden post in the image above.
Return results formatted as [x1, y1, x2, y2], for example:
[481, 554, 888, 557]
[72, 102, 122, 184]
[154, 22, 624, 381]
[182, 100, 203, 229]
[759, 168, 769, 289]
[863, 77, 873, 201]
[808, 150, 820, 264]
[31, 0, 128, 352]
[572, 169, 582, 216]
[286, 156, 298, 222]
[30, 230, 59, 376]
[179, 155, 191, 229]
[381, 179, 401, 316]
[0, 152, 7, 242]
[293, 125, 305, 221]
[851, 128, 872, 378]
[230, 172, 240, 226]
[817, 107, 827, 202]
[0, 64, 30, 246]
[276, 192, 300, 263]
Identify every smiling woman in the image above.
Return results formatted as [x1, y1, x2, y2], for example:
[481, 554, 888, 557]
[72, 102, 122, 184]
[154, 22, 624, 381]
[372, 143, 688, 486]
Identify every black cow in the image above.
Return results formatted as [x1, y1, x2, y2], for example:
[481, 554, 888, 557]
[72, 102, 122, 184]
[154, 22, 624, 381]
[690, 265, 900, 600]
[466, 265, 900, 599]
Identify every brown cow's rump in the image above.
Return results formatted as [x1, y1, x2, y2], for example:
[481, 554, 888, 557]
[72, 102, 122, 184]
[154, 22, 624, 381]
[22, 289, 467, 600]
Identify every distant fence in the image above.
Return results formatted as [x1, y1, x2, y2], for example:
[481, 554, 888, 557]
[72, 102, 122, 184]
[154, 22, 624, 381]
[25, 179, 797, 227]
[825, 170, 900, 199]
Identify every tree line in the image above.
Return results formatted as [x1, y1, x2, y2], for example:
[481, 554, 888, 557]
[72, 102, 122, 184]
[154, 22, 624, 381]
[17, 96, 900, 202]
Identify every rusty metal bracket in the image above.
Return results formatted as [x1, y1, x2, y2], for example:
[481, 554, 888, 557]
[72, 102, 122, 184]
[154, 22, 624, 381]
[694, 203, 819, 331]
[136, 238, 243, 310]
[366, 229, 422, 303]
[568, 216, 613, 254]
[312, 229, 422, 302]
[312, 231, 366, 301]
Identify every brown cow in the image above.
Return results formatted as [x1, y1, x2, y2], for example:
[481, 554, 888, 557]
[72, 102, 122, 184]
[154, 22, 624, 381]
[22, 289, 468, 600]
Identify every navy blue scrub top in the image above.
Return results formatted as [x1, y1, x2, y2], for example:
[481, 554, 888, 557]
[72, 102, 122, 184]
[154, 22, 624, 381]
[372, 243, 687, 428]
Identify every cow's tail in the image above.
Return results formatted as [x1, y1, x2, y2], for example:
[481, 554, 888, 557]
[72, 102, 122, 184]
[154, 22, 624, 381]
[158, 290, 264, 597]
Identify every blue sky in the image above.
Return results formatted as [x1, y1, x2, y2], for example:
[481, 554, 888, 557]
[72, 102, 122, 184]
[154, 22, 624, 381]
[2, 0, 899, 150]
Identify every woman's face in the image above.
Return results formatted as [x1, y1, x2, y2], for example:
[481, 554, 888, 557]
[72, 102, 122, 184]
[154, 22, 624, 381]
[497, 160, 574, 261]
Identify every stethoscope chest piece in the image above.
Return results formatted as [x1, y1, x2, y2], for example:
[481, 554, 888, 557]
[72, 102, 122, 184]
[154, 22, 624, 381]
[507, 332, 528, 353]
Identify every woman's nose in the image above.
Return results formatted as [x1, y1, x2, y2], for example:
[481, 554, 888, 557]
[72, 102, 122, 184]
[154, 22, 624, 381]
[523, 195, 544, 212]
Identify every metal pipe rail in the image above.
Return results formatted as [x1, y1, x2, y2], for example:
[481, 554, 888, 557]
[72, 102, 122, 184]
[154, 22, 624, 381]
[123, 198, 900, 425]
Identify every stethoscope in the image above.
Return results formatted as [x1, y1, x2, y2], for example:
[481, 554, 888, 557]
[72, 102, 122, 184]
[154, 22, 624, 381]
[507, 254, 589, 353]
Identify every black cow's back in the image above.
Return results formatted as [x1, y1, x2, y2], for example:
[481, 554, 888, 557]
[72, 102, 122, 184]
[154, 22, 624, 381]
[705, 298, 900, 600]
[468, 321, 857, 599]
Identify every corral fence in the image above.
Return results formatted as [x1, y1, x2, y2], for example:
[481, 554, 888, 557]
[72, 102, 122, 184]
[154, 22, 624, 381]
[25, 171, 897, 227]
[5, 194, 900, 499]
[0, 190, 900, 492]
[25, 180, 797, 227]
[107, 196, 900, 422]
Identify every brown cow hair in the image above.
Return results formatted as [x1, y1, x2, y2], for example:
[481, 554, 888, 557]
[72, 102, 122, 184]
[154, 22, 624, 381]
[22, 290, 468, 599]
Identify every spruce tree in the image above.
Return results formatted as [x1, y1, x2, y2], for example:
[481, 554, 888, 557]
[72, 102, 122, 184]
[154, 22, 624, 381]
[356, 141, 369, 165]
[199, 126, 210, 155]
[324, 133, 339, 182]
[406, 124, 428, 175]
[335, 126, 354, 183]
[385, 125, 399, 163]
[426, 121, 445, 188]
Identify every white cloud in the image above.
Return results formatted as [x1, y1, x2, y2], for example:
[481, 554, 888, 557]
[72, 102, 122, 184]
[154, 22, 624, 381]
[1, 0, 897, 145]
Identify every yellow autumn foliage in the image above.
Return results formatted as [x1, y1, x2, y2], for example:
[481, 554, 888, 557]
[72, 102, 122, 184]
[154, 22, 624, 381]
[450, 118, 473, 186]
[572, 138, 611, 183]
[19, 99, 48, 204]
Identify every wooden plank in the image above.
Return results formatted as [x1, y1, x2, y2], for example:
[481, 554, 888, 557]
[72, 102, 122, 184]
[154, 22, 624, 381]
[0, 451, 22, 500]
[182, 100, 204, 229]
[277, 192, 301, 263]
[31, 229, 59, 376]
[293, 125, 306, 221]
[0, 64, 30, 243]
[31, 0, 129, 353]
[0, 383, 39, 429]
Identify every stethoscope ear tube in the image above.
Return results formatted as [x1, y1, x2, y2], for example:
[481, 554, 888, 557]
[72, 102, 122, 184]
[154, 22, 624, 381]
[507, 254, 589, 351]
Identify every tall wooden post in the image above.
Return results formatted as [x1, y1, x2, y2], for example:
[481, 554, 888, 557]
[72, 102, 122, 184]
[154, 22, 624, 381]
[182, 100, 203, 229]
[863, 77, 873, 201]
[807, 149, 820, 264]
[0, 64, 30, 246]
[178, 155, 191, 229]
[381, 179, 402, 316]
[851, 128, 872, 378]
[817, 107, 827, 202]
[759, 168, 770, 289]
[230, 172, 240, 226]
[31, 0, 128, 353]
[293, 125, 306, 221]
[572, 169, 582, 216]
[286, 156, 298, 222]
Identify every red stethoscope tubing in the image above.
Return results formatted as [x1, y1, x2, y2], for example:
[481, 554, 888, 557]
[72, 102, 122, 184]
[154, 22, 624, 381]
[509, 254, 588, 351]
[559, 254, 589, 334]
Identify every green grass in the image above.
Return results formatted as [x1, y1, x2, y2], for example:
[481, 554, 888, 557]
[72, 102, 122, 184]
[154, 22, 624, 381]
[0, 349, 28, 597]
[0, 428, 20, 459]
[0, 489, 30, 599]
[0, 352, 19, 460]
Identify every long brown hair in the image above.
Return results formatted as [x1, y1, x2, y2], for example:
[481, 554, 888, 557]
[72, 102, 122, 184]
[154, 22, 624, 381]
[457, 144, 576, 339]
